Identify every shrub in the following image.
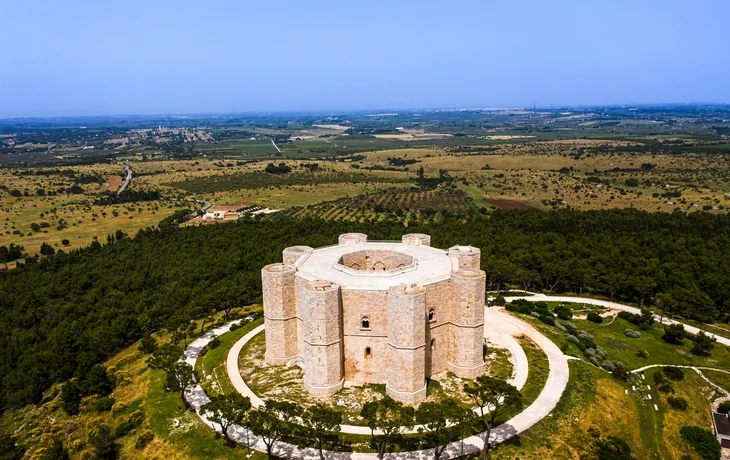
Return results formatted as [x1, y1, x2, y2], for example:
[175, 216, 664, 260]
[493, 295, 506, 306]
[553, 305, 573, 320]
[668, 397, 688, 410]
[593, 436, 636, 460]
[691, 331, 716, 356]
[658, 384, 675, 394]
[588, 357, 601, 367]
[115, 410, 144, 437]
[566, 335, 579, 345]
[539, 315, 556, 326]
[612, 366, 629, 381]
[584, 348, 596, 358]
[624, 329, 641, 338]
[601, 361, 616, 372]
[555, 323, 568, 333]
[530, 312, 541, 319]
[595, 347, 607, 359]
[662, 323, 686, 344]
[61, 381, 82, 415]
[138, 335, 157, 354]
[663, 366, 685, 381]
[636, 349, 649, 358]
[518, 305, 532, 315]
[61, 239, 70, 246]
[587, 312, 603, 324]
[680, 426, 721, 460]
[718, 401, 730, 414]
[229, 322, 241, 331]
[135, 430, 155, 449]
[208, 335, 221, 350]
[653, 370, 667, 385]
[577, 331, 594, 342]
[618, 311, 641, 324]
[93, 396, 115, 413]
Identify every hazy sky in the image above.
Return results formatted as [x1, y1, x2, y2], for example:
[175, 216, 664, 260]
[1, 0, 728, 117]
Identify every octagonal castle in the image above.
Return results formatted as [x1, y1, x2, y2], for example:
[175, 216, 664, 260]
[262, 233, 486, 405]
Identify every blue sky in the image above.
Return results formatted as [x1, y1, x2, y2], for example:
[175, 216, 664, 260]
[0, 0, 728, 116]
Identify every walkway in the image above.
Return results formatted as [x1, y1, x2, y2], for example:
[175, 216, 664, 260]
[178, 307, 569, 458]
[509, 293, 730, 348]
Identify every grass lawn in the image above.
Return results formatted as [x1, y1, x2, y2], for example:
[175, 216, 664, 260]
[195, 317, 264, 397]
[701, 369, 730, 393]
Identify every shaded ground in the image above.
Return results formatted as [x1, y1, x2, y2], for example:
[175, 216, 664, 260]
[485, 198, 541, 210]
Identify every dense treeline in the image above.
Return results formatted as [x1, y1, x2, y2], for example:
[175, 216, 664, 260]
[93, 189, 160, 205]
[1, 209, 729, 410]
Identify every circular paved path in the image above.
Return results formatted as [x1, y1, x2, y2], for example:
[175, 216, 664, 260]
[508, 293, 730, 347]
[183, 307, 569, 459]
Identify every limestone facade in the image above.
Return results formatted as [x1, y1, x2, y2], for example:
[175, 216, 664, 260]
[262, 233, 486, 405]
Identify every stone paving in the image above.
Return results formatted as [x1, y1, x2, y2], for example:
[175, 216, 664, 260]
[180, 306, 570, 458]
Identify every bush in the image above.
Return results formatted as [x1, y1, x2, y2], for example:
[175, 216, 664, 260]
[718, 401, 730, 414]
[555, 323, 568, 333]
[612, 366, 629, 381]
[584, 347, 596, 358]
[662, 323, 686, 344]
[93, 396, 115, 413]
[663, 366, 685, 381]
[586, 312, 603, 323]
[208, 335, 221, 350]
[601, 361, 616, 372]
[680, 426, 721, 460]
[493, 295, 506, 306]
[539, 315, 556, 326]
[115, 410, 144, 437]
[229, 322, 242, 331]
[636, 349, 649, 358]
[135, 429, 155, 449]
[595, 347, 607, 359]
[658, 383, 675, 394]
[691, 331, 716, 356]
[530, 312, 541, 319]
[668, 396, 688, 410]
[618, 311, 641, 324]
[588, 357, 601, 367]
[138, 335, 157, 354]
[653, 370, 667, 385]
[563, 322, 578, 333]
[553, 305, 573, 320]
[518, 305, 532, 315]
[594, 436, 636, 460]
[624, 329, 641, 338]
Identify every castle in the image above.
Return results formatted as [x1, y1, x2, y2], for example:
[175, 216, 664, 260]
[261, 233, 486, 405]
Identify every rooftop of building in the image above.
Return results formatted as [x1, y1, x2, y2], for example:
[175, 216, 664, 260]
[291, 234, 476, 291]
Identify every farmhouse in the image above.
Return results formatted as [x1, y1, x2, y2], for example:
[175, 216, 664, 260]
[262, 233, 486, 404]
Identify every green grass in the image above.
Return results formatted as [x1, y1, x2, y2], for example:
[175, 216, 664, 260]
[195, 317, 264, 397]
[701, 369, 730, 393]
[147, 368, 268, 459]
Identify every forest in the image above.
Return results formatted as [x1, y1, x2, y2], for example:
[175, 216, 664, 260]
[0, 208, 729, 411]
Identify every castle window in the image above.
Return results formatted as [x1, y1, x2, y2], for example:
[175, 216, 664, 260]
[431, 338, 435, 350]
[365, 347, 372, 358]
[428, 308, 435, 322]
[361, 316, 370, 329]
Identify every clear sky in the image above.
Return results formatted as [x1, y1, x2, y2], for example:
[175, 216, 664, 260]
[1, 0, 728, 117]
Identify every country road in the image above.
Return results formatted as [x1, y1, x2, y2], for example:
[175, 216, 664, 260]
[117, 164, 132, 195]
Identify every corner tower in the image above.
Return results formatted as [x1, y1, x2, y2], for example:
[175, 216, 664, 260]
[262, 263, 298, 365]
[387, 283, 427, 404]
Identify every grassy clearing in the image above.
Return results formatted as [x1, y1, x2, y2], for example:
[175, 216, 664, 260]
[701, 369, 730, 393]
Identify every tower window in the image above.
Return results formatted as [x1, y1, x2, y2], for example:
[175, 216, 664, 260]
[428, 308, 435, 321]
[431, 338, 435, 349]
[361, 316, 370, 329]
[365, 347, 372, 358]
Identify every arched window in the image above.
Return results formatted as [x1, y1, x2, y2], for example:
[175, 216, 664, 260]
[428, 308, 435, 321]
[431, 338, 435, 350]
[361, 316, 370, 329]
[365, 347, 372, 358]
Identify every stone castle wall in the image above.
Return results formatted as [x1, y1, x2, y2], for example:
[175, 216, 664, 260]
[261, 233, 486, 405]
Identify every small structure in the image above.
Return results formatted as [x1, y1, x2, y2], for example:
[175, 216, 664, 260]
[712, 411, 730, 447]
[262, 233, 486, 405]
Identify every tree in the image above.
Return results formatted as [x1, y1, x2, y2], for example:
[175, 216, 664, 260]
[692, 331, 716, 356]
[416, 397, 462, 460]
[61, 380, 82, 415]
[360, 396, 414, 460]
[168, 362, 197, 410]
[201, 393, 252, 444]
[300, 403, 343, 460]
[0, 433, 22, 460]
[81, 365, 115, 396]
[39, 242, 55, 256]
[138, 334, 158, 354]
[638, 308, 654, 330]
[464, 376, 523, 459]
[661, 323, 686, 344]
[39, 439, 70, 460]
[248, 400, 300, 459]
[88, 423, 118, 459]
